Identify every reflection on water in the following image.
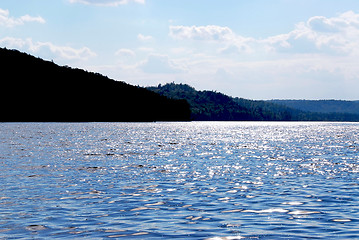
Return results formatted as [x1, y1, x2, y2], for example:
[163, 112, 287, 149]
[1, 122, 359, 239]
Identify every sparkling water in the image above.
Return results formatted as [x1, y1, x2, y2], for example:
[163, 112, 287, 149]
[1, 122, 359, 239]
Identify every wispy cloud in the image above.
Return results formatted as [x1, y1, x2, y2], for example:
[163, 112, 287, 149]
[0, 37, 96, 61]
[0, 8, 45, 28]
[139, 54, 185, 74]
[115, 48, 136, 57]
[68, 0, 145, 6]
[169, 25, 235, 41]
[137, 34, 153, 42]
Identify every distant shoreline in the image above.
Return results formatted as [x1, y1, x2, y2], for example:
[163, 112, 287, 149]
[148, 83, 359, 122]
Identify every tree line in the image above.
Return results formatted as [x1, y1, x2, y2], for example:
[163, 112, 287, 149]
[148, 83, 359, 122]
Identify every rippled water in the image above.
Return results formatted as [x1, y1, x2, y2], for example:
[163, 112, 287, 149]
[1, 122, 359, 239]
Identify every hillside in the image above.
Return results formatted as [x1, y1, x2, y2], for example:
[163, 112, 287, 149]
[269, 100, 359, 115]
[148, 83, 359, 122]
[148, 83, 295, 121]
[0, 48, 191, 122]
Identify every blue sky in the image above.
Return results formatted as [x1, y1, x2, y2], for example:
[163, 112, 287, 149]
[1, 0, 359, 99]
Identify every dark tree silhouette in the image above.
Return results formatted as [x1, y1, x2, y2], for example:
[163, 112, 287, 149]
[0, 48, 191, 122]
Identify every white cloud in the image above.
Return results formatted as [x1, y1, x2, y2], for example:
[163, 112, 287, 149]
[137, 33, 153, 42]
[68, 0, 145, 6]
[265, 11, 359, 56]
[0, 8, 45, 28]
[307, 11, 359, 33]
[169, 25, 235, 41]
[169, 12, 359, 58]
[169, 25, 255, 55]
[43, 44, 96, 60]
[0, 37, 96, 61]
[139, 54, 185, 74]
[115, 48, 136, 57]
[218, 41, 253, 55]
[307, 16, 340, 33]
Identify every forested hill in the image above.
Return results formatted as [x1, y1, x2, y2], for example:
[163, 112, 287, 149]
[0, 48, 190, 122]
[147, 83, 295, 121]
[269, 100, 359, 115]
[147, 83, 359, 122]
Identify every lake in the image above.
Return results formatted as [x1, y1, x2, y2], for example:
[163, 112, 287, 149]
[1, 122, 359, 239]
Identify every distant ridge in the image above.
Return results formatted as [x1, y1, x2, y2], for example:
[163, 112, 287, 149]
[148, 83, 293, 121]
[268, 100, 359, 115]
[148, 83, 359, 122]
[0, 48, 191, 122]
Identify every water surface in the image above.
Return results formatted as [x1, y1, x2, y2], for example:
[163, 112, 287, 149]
[1, 122, 359, 239]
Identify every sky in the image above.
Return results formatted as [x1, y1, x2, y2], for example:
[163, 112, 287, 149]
[1, 0, 359, 100]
